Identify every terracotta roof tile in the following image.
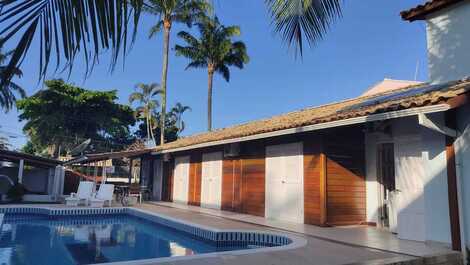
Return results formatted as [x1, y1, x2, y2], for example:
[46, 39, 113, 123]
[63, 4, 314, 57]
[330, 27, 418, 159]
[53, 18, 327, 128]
[157, 79, 470, 151]
[401, 0, 465, 21]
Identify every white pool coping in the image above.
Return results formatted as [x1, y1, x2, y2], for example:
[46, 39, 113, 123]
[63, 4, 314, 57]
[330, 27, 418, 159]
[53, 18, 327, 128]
[0, 206, 307, 265]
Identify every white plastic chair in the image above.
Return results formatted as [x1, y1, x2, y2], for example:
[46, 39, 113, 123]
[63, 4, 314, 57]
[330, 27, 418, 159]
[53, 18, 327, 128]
[65, 181, 94, 206]
[90, 184, 114, 207]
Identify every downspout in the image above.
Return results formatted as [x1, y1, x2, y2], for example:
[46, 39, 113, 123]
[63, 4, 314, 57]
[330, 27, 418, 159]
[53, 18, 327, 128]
[456, 144, 468, 263]
[455, 122, 469, 264]
[445, 110, 463, 251]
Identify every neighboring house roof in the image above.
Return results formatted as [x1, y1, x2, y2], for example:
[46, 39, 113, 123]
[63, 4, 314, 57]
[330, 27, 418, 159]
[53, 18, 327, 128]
[0, 149, 62, 167]
[401, 0, 465, 21]
[361, 79, 423, 97]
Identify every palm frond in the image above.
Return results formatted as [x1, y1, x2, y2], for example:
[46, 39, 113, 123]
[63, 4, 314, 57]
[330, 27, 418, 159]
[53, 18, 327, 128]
[216, 64, 230, 82]
[266, 0, 342, 56]
[128, 91, 144, 104]
[148, 21, 164, 39]
[0, 0, 144, 86]
[177, 31, 200, 47]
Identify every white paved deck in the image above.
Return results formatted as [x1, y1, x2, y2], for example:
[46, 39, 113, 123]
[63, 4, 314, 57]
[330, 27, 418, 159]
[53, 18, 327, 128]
[148, 201, 454, 258]
[1, 203, 458, 265]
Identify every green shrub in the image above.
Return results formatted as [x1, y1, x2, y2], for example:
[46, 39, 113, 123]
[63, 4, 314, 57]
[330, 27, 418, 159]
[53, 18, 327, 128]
[7, 183, 26, 202]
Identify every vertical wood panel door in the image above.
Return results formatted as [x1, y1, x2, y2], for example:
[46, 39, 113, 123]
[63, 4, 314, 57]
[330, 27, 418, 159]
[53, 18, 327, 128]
[266, 142, 304, 223]
[201, 152, 223, 209]
[173, 156, 190, 204]
[395, 138, 426, 241]
[152, 159, 163, 201]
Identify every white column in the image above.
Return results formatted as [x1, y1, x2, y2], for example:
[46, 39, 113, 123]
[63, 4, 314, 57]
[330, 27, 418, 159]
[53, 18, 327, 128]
[102, 166, 107, 184]
[17, 159, 24, 184]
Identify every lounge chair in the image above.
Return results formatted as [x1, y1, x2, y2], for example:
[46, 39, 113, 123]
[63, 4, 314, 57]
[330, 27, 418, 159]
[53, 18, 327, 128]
[89, 184, 114, 207]
[65, 181, 94, 206]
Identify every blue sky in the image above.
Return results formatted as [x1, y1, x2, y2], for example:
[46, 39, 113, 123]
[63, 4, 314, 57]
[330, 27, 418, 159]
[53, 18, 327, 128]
[0, 0, 428, 150]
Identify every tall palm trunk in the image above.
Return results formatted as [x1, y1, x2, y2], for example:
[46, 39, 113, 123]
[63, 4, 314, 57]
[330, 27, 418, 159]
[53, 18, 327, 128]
[146, 114, 151, 143]
[160, 20, 171, 145]
[149, 115, 156, 145]
[207, 67, 214, 131]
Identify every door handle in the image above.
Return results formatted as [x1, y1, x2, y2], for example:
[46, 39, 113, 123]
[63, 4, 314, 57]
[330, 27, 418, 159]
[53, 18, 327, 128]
[281, 180, 286, 184]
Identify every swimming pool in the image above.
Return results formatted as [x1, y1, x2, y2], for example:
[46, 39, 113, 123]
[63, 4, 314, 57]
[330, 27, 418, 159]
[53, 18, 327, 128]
[0, 207, 300, 265]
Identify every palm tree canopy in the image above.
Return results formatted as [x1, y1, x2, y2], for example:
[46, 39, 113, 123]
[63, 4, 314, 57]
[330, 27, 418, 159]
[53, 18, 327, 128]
[171, 102, 192, 114]
[0, 0, 144, 86]
[0, 47, 25, 111]
[266, 0, 342, 56]
[175, 16, 249, 82]
[129, 83, 162, 111]
[145, 0, 210, 38]
[0, 0, 340, 85]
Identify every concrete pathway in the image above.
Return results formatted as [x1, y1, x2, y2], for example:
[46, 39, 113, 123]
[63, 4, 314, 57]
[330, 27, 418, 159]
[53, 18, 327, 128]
[135, 203, 411, 265]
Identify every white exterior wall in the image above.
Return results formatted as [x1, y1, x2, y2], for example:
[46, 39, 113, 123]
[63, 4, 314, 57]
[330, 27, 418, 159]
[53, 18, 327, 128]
[365, 131, 392, 224]
[365, 115, 452, 244]
[456, 104, 470, 249]
[420, 113, 452, 244]
[426, 1, 470, 83]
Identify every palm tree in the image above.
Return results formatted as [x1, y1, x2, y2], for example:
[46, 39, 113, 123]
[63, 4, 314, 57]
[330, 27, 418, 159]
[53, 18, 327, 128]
[129, 83, 162, 145]
[0, 134, 10, 150]
[143, 0, 209, 145]
[265, 0, 341, 56]
[175, 16, 249, 131]
[170, 102, 191, 133]
[0, 0, 340, 86]
[0, 48, 25, 111]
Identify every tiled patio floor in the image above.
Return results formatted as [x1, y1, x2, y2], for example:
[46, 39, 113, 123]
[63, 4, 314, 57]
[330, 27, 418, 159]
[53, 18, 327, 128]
[1, 203, 459, 265]
[134, 203, 412, 265]
[147, 201, 454, 258]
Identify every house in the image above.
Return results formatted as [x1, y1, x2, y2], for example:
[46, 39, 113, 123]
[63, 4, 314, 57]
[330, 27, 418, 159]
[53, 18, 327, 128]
[0, 149, 65, 202]
[79, 0, 470, 255]
[401, 0, 470, 254]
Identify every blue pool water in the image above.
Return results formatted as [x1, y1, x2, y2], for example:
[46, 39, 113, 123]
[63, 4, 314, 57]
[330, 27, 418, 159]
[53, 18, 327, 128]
[0, 213, 259, 265]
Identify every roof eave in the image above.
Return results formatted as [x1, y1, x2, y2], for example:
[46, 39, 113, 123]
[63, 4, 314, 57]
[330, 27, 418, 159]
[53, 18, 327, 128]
[401, 0, 465, 22]
[152, 103, 453, 155]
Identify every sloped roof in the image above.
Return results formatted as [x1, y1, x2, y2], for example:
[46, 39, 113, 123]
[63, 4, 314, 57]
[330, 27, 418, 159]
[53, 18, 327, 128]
[401, 0, 465, 21]
[157, 79, 470, 151]
[64, 148, 153, 164]
[361, 79, 423, 97]
[0, 149, 62, 167]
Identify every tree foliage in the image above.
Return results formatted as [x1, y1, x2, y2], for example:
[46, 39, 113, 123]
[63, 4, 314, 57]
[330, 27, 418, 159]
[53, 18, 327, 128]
[0, 0, 144, 86]
[144, 0, 209, 145]
[170, 102, 191, 133]
[0, 0, 341, 96]
[16, 79, 136, 157]
[0, 134, 10, 150]
[0, 47, 25, 111]
[134, 110, 179, 146]
[129, 82, 162, 145]
[265, 0, 342, 56]
[175, 16, 248, 130]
